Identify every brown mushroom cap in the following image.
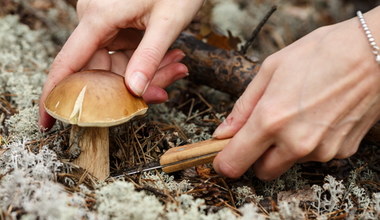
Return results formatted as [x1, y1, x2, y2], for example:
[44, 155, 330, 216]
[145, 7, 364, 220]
[44, 70, 148, 127]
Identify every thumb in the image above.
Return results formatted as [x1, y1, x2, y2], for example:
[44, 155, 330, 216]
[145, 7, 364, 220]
[213, 64, 274, 139]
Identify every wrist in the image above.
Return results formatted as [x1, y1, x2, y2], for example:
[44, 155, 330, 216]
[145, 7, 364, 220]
[358, 7, 380, 64]
[362, 7, 380, 38]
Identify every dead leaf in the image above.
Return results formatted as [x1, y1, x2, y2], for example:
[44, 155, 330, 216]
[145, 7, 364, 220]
[195, 164, 213, 178]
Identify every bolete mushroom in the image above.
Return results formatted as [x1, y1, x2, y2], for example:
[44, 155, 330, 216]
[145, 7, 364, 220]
[44, 70, 148, 180]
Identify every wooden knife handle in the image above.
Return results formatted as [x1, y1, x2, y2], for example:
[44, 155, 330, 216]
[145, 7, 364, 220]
[160, 138, 231, 173]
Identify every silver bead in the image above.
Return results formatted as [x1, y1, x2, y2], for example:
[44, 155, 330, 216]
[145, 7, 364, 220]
[357, 10, 380, 65]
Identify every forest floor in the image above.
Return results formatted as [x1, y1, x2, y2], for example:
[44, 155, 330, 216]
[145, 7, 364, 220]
[0, 0, 379, 219]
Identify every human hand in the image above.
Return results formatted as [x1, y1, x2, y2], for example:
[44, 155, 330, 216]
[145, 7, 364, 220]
[213, 7, 380, 180]
[39, 0, 203, 130]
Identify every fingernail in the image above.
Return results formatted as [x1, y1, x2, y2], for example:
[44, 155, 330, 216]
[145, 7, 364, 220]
[212, 117, 232, 138]
[213, 123, 226, 138]
[129, 72, 149, 96]
[38, 120, 46, 132]
[174, 52, 186, 62]
[174, 72, 189, 81]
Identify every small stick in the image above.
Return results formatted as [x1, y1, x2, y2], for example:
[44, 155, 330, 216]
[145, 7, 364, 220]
[217, 199, 242, 217]
[134, 131, 147, 164]
[186, 91, 213, 121]
[219, 177, 237, 208]
[240, 5, 277, 55]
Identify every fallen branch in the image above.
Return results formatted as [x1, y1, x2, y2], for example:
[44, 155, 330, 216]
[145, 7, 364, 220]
[172, 32, 260, 97]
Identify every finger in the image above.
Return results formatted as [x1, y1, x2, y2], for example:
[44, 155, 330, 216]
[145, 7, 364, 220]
[212, 59, 276, 139]
[335, 133, 361, 160]
[297, 124, 349, 163]
[110, 52, 129, 76]
[142, 85, 168, 104]
[83, 49, 111, 70]
[124, 11, 188, 96]
[297, 141, 340, 164]
[39, 20, 116, 130]
[213, 116, 274, 178]
[305, 78, 380, 162]
[150, 63, 188, 88]
[38, 111, 55, 132]
[253, 145, 296, 180]
[158, 49, 186, 69]
[336, 104, 380, 159]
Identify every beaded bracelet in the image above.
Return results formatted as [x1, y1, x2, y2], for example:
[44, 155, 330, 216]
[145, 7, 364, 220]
[357, 11, 380, 64]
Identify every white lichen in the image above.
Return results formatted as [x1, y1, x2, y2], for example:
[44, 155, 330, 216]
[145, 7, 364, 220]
[96, 181, 164, 220]
[233, 185, 263, 206]
[239, 203, 266, 220]
[5, 106, 42, 140]
[141, 171, 192, 193]
[312, 175, 380, 219]
[166, 194, 237, 220]
[0, 15, 53, 109]
[275, 199, 305, 220]
[0, 140, 88, 220]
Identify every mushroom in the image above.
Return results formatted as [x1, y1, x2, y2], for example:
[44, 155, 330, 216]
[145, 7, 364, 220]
[44, 70, 148, 180]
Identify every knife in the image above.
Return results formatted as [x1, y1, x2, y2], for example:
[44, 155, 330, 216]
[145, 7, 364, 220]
[112, 138, 231, 177]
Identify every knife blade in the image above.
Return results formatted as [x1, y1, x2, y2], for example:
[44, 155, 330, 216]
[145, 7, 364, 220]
[112, 138, 231, 177]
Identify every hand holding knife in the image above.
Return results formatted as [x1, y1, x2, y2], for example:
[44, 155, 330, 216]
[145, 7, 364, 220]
[112, 138, 231, 177]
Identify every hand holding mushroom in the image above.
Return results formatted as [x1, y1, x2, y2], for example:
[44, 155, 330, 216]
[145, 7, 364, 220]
[39, 0, 204, 130]
[44, 70, 148, 180]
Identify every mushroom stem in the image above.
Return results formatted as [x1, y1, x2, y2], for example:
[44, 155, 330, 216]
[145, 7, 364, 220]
[69, 125, 109, 180]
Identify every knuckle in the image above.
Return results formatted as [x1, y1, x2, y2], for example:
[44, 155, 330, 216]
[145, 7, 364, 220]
[287, 136, 321, 159]
[316, 149, 336, 162]
[255, 172, 276, 181]
[336, 146, 358, 159]
[253, 162, 281, 181]
[335, 152, 350, 159]
[258, 110, 284, 135]
[291, 144, 315, 159]
[260, 54, 276, 72]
